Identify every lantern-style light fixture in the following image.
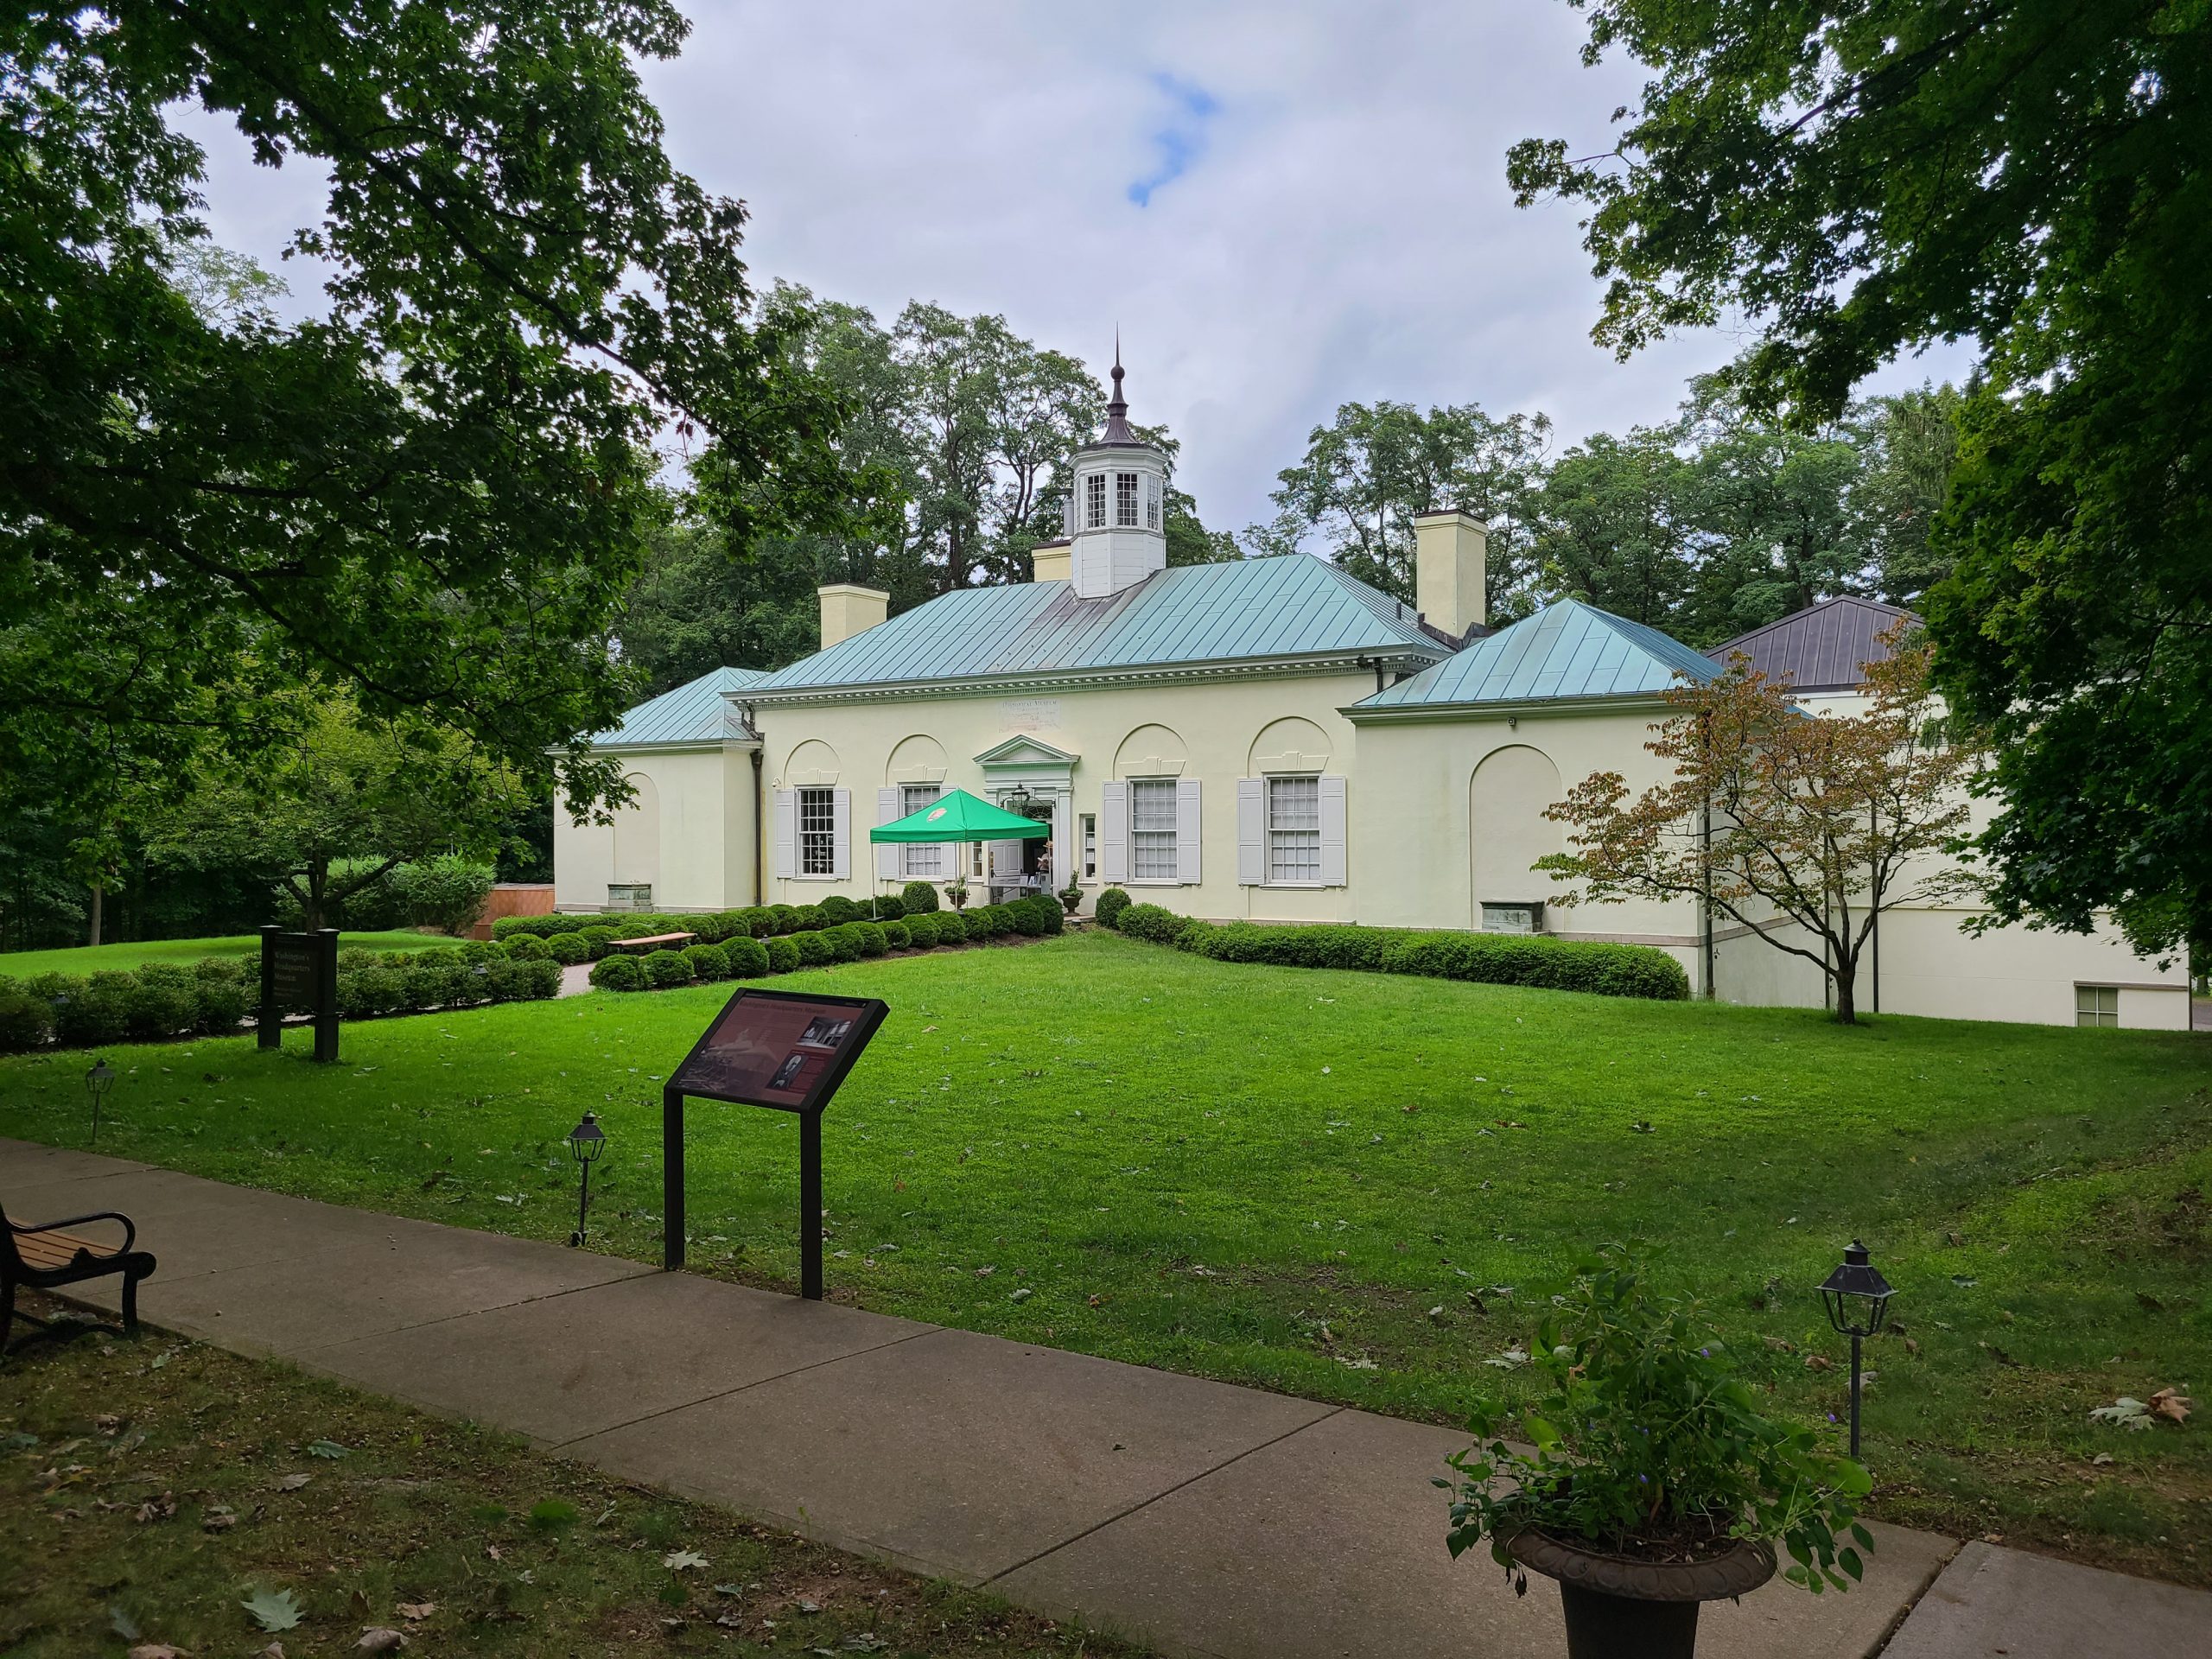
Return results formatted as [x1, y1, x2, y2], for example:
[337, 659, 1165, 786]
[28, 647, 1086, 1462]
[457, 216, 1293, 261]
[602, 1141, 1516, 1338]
[85, 1056, 117, 1147]
[1817, 1240, 1894, 1460]
[565, 1111, 607, 1247]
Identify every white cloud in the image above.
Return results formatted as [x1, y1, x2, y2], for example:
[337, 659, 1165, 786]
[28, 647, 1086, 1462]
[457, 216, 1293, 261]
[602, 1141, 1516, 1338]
[181, 1, 1976, 531]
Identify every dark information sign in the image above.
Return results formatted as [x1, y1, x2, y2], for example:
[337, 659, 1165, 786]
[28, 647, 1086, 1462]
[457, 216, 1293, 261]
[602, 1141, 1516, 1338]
[259, 925, 340, 1064]
[661, 988, 888, 1296]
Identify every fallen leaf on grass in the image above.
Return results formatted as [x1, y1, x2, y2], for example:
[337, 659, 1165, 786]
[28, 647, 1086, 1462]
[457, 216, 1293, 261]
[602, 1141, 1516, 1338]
[2149, 1387, 2192, 1425]
[396, 1603, 435, 1622]
[306, 1440, 348, 1459]
[1484, 1349, 1529, 1370]
[2088, 1396, 2156, 1431]
[663, 1549, 710, 1572]
[127, 1646, 187, 1659]
[201, 1505, 237, 1532]
[272, 1474, 311, 1492]
[241, 1588, 304, 1633]
[1803, 1355, 1834, 1373]
[136, 1494, 175, 1522]
[354, 1630, 406, 1653]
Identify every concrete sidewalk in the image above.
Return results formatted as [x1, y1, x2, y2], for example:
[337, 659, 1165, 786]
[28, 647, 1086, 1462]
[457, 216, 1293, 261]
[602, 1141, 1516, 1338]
[6, 1139, 2202, 1658]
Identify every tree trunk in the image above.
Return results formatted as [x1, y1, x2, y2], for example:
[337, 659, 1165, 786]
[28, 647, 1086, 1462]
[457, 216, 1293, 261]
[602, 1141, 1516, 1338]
[1832, 957, 1859, 1024]
[88, 884, 103, 947]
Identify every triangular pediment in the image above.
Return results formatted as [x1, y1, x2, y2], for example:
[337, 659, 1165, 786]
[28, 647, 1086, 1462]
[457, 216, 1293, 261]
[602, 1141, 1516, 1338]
[974, 734, 1080, 768]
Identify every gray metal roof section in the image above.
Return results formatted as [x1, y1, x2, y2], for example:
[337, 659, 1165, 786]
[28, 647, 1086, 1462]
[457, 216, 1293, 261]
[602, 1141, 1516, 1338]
[588, 666, 764, 747]
[1710, 595, 1920, 690]
[1352, 598, 1719, 712]
[747, 555, 1446, 697]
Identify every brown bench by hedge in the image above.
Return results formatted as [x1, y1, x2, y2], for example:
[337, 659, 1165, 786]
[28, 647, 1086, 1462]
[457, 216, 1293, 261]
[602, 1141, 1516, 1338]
[3, 1199, 157, 1354]
[607, 931, 696, 953]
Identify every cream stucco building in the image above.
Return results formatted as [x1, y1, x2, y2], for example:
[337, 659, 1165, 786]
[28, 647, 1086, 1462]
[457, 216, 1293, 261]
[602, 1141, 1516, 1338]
[556, 363, 2190, 1031]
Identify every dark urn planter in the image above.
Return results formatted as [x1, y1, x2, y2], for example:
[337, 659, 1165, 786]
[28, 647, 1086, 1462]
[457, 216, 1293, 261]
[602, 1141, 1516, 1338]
[1506, 1529, 1776, 1659]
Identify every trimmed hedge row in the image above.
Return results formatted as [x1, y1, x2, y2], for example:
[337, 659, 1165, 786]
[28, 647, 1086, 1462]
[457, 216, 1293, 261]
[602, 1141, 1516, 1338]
[585, 894, 1065, 994]
[1103, 905, 1689, 1001]
[0, 938, 569, 1053]
[493, 893, 924, 948]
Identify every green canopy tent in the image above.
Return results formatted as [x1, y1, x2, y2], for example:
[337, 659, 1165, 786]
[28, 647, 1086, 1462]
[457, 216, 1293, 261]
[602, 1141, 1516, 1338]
[868, 787, 1049, 908]
[867, 787, 1048, 846]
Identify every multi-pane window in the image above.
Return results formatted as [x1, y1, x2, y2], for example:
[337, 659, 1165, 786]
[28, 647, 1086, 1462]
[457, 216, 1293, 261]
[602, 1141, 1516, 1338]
[1144, 474, 1161, 531]
[2075, 984, 2119, 1028]
[798, 787, 836, 876]
[900, 785, 941, 877]
[1116, 471, 1139, 527]
[1082, 812, 1097, 879]
[1085, 473, 1107, 530]
[1129, 779, 1179, 880]
[1266, 775, 1320, 882]
[1482, 902, 1542, 935]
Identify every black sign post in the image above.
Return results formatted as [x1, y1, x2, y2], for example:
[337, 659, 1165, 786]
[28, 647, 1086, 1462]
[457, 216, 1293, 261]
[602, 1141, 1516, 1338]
[259, 925, 340, 1063]
[659, 988, 888, 1297]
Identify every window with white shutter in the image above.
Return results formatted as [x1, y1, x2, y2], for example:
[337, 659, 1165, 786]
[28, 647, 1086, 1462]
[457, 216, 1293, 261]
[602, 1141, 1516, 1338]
[1129, 779, 1178, 880]
[899, 785, 942, 877]
[1267, 775, 1321, 882]
[798, 788, 836, 876]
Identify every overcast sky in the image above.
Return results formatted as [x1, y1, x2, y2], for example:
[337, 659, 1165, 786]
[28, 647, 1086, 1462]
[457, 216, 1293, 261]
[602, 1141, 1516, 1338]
[186, 2, 1972, 535]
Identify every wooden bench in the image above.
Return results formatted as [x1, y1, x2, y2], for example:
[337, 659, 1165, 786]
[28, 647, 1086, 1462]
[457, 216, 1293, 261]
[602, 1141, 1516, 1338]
[608, 931, 697, 953]
[3, 1199, 157, 1354]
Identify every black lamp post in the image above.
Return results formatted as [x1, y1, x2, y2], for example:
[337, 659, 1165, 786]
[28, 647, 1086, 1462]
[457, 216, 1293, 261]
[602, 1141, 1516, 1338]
[85, 1056, 116, 1147]
[566, 1111, 607, 1246]
[1817, 1239, 1895, 1460]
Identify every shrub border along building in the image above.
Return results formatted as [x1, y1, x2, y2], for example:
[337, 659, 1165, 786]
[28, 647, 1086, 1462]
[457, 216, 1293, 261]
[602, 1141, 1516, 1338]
[0, 940, 567, 1054]
[1104, 903, 1690, 1001]
[581, 895, 1065, 995]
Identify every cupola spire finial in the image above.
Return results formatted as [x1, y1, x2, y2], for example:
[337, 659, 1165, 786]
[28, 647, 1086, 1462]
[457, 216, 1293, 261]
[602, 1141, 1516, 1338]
[1101, 331, 1135, 443]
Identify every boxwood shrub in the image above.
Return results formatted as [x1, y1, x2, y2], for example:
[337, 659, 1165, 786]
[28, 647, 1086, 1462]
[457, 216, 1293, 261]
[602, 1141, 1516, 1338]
[933, 911, 967, 944]
[1115, 903, 1191, 945]
[193, 976, 250, 1034]
[903, 912, 938, 948]
[765, 937, 799, 973]
[589, 954, 645, 992]
[502, 933, 550, 962]
[900, 880, 941, 914]
[683, 943, 730, 982]
[883, 920, 910, 950]
[792, 930, 832, 967]
[871, 893, 906, 922]
[820, 925, 862, 964]
[545, 931, 591, 965]
[1095, 887, 1132, 930]
[0, 982, 55, 1053]
[643, 949, 695, 988]
[852, 922, 888, 958]
[724, 936, 771, 977]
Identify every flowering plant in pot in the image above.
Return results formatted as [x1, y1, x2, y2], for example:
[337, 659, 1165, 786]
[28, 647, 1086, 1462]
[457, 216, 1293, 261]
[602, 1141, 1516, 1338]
[1440, 1249, 1874, 1659]
[944, 874, 969, 912]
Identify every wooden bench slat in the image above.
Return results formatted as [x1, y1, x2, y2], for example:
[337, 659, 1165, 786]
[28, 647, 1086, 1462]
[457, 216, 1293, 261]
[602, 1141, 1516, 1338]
[13, 1229, 111, 1272]
[610, 931, 696, 951]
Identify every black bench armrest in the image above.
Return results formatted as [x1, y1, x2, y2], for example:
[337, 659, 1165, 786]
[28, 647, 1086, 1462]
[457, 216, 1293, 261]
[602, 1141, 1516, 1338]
[10, 1210, 137, 1254]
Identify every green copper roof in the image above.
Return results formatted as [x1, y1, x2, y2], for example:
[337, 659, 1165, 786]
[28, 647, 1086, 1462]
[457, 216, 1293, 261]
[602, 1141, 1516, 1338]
[747, 555, 1445, 699]
[1351, 599, 1718, 713]
[588, 666, 764, 748]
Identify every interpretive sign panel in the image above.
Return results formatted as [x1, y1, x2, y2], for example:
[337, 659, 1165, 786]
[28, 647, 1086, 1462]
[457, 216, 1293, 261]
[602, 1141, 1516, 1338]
[662, 988, 888, 1296]
[258, 925, 340, 1063]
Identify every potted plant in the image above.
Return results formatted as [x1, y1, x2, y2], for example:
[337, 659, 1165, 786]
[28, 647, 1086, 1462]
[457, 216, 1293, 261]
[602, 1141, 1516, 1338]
[944, 873, 969, 913]
[1440, 1249, 1875, 1659]
[1058, 877, 1084, 917]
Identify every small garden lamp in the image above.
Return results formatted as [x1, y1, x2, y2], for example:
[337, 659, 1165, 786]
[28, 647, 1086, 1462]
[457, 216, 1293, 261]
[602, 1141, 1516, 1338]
[85, 1056, 116, 1147]
[1818, 1239, 1894, 1459]
[565, 1110, 607, 1247]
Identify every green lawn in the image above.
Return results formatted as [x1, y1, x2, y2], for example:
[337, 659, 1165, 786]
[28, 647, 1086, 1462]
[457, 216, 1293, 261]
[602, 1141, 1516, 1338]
[3, 931, 2207, 1584]
[0, 930, 463, 978]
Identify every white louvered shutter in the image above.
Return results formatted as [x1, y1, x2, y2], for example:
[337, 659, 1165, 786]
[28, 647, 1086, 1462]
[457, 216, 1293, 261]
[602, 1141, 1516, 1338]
[875, 787, 899, 880]
[1100, 782, 1128, 883]
[1236, 779, 1265, 886]
[1319, 774, 1348, 887]
[830, 789, 851, 881]
[1174, 779, 1202, 884]
[772, 790, 797, 880]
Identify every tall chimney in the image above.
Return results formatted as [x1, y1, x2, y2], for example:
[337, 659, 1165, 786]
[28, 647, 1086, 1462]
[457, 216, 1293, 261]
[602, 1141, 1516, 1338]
[1414, 508, 1487, 639]
[817, 582, 888, 652]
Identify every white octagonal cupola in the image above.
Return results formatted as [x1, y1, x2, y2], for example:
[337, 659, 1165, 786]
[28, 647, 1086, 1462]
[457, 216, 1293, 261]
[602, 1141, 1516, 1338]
[1065, 347, 1167, 600]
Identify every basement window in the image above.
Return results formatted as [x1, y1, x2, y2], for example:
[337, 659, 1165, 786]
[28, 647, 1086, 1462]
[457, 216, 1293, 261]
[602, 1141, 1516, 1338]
[2075, 984, 2119, 1028]
[1481, 901, 1543, 935]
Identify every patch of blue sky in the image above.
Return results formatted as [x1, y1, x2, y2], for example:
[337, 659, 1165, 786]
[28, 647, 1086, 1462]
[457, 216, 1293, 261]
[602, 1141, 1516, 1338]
[1127, 73, 1220, 207]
